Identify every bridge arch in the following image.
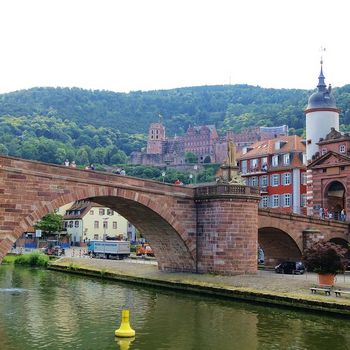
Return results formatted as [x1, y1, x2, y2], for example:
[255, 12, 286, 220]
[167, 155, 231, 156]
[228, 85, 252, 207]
[258, 227, 302, 267]
[17, 188, 196, 272]
[324, 180, 346, 219]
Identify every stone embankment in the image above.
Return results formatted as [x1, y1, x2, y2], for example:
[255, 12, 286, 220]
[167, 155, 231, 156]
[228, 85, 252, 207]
[49, 256, 350, 316]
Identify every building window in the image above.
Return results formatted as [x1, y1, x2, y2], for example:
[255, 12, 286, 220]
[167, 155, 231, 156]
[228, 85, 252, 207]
[94, 221, 99, 229]
[103, 221, 108, 229]
[301, 194, 307, 207]
[260, 175, 268, 187]
[282, 172, 291, 185]
[94, 234, 99, 240]
[113, 222, 117, 229]
[251, 177, 258, 186]
[283, 153, 290, 165]
[64, 221, 68, 228]
[272, 155, 279, 167]
[107, 209, 114, 215]
[340, 144, 346, 153]
[283, 194, 292, 207]
[251, 159, 258, 171]
[261, 196, 269, 208]
[271, 174, 280, 186]
[241, 160, 247, 174]
[272, 195, 279, 208]
[321, 148, 327, 155]
[74, 221, 79, 228]
[99, 209, 105, 215]
[301, 172, 307, 185]
[90, 210, 94, 215]
[302, 153, 307, 165]
[69, 221, 73, 228]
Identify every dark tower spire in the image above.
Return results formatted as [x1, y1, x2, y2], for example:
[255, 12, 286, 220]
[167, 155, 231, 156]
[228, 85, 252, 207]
[317, 58, 327, 91]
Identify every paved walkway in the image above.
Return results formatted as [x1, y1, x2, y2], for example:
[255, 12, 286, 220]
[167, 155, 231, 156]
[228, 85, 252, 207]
[51, 256, 350, 310]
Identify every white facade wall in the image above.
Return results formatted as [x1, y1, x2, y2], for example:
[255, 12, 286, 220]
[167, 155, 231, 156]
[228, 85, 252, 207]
[63, 205, 131, 244]
[292, 169, 301, 214]
[305, 110, 339, 161]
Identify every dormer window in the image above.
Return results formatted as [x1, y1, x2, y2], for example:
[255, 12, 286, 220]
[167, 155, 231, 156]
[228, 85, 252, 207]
[272, 155, 279, 167]
[321, 148, 327, 155]
[339, 144, 346, 154]
[283, 153, 290, 165]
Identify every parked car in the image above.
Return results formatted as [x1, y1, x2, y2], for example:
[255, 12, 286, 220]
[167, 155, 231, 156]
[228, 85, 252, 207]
[275, 261, 305, 275]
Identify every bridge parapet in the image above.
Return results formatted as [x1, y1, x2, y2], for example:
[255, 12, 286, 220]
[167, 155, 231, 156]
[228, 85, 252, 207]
[195, 184, 260, 199]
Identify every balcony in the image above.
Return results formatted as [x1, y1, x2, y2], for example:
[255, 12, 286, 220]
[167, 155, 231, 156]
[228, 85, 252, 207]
[241, 166, 268, 176]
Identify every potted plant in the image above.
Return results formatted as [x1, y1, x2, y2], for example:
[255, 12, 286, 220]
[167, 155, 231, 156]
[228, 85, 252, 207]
[302, 241, 348, 286]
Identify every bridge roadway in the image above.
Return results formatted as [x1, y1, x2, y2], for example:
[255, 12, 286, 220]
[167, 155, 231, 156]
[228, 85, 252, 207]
[0, 155, 348, 274]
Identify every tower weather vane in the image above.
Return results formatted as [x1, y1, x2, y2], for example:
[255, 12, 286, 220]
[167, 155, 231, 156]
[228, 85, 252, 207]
[320, 46, 326, 64]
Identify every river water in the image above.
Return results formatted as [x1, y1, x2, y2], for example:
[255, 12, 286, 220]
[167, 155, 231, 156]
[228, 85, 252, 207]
[0, 265, 350, 350]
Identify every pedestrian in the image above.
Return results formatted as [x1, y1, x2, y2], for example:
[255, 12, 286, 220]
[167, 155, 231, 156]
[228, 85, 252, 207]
[70, 161, 76, 168]
[90, 164, 95, 170]
[175, 179, 181, 185]
[120, 168, 126, 176]
[324, 208, 329, 218]
[319, 207, 324, 219]
[64, 159, 70, 167]
[341, 209, 346, 221]
[328, 212, 333, 220]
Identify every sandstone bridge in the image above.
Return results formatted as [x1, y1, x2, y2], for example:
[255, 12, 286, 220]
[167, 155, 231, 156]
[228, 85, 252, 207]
[0, 156, 348, 274]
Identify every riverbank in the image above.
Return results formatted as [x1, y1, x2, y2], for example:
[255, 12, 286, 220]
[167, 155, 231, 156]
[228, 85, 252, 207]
[49, 257, 350, 316]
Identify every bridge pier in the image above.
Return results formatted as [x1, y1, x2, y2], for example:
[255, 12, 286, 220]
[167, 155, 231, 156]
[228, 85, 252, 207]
[195, 185, 260, 275]
[302, 228, 324, 250]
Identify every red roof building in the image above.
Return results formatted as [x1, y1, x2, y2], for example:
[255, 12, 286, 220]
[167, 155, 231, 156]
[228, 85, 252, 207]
[238, 135, 307, 214]
[308, 128, 350, 220]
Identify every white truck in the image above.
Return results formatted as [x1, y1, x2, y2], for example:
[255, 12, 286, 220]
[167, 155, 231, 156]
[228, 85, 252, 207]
[87, 240, 130, 259]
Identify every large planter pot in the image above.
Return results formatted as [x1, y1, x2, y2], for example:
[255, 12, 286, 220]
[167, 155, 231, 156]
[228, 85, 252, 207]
[318, 273, 336, 286]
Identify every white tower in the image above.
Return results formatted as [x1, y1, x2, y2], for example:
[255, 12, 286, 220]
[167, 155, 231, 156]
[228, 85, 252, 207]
[305, 61, 340, 162]
[305, 60, 340, 216]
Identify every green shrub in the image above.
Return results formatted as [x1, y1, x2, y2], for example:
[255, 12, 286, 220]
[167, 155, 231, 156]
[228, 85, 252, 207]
[14, 252, 49, 267]
[2, 255, 17, 264]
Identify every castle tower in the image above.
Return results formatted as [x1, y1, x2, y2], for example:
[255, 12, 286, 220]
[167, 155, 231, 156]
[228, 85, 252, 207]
[305, 61, 340, 162]
[305, 60, 340, 215]
[146, 116, 166, 154]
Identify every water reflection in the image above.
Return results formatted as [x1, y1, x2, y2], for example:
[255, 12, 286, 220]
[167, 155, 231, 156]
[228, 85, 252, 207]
[0, 265, 350, 350]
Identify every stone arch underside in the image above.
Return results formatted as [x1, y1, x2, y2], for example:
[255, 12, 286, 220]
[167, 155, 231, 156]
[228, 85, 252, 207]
[258, 227, 302, 267]
[13, 187, 197, 272]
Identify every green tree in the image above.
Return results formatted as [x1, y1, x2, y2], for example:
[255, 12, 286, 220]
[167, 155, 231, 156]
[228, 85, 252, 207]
[0, 143, 8, 155]
[185, 152, 198, 164]
[34, 213, 64, 237]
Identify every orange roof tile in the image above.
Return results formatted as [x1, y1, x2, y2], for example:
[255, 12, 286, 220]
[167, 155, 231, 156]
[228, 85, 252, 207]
[238, 135, 306, 160]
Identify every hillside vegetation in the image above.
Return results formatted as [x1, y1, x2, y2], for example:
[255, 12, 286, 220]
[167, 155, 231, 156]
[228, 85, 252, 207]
[0, 84, 349, 166]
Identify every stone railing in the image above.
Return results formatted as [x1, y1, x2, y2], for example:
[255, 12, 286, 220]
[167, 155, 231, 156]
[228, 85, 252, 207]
[195, 184, 260, 198]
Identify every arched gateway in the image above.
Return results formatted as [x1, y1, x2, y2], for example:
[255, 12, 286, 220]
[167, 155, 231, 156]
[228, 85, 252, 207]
[0, 156, 260, 275]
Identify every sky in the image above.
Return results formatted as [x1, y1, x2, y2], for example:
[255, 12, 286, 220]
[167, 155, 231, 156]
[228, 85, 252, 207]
[0, 0, 348, 94]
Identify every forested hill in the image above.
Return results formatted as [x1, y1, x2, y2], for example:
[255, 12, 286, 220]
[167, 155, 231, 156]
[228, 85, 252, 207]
[0, 84, 350, 167]
[1, 84, 349, 136]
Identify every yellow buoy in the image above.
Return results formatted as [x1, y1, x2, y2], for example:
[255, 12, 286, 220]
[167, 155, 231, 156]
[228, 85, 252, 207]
[115, 310, 135, 338]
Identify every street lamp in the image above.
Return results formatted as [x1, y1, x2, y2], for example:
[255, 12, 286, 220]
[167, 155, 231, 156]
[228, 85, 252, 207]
[161, 171, 166, 183]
